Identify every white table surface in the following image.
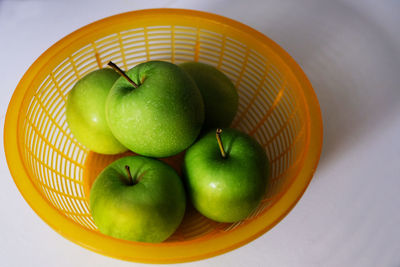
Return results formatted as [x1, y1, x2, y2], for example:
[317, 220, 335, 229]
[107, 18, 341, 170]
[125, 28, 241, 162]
[1, 1, 399, 266]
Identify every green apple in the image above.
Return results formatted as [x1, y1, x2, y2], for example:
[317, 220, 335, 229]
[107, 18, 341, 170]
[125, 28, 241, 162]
[180, 62, 238, 130]
[89, 155, 186, 243]
[183, 128, 269, 223]
[66, 68, 127, 154]
[106, 61, 204, 158]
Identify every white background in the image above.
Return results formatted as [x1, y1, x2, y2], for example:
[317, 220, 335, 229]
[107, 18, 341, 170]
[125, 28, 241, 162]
[1, 0, 399, 266]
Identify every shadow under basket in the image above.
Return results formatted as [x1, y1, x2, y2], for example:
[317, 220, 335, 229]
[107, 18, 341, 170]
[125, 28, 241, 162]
[4, 9, 323, 263]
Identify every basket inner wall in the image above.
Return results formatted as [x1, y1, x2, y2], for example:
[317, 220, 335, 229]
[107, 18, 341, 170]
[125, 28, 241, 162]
[21, 24, 307, 241]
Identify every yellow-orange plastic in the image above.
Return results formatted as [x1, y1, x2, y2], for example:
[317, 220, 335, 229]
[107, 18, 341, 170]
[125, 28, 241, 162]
[4, 9, 323, 263]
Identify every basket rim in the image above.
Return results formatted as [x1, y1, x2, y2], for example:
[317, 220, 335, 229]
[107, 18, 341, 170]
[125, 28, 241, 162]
[3, 8, 323, 263]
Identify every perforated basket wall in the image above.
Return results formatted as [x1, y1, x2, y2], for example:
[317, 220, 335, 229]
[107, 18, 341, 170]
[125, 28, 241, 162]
[4, 9, 322, 263]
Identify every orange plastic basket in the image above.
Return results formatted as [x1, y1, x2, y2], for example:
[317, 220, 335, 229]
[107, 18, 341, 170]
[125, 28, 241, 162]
[4, 9, 322, 263]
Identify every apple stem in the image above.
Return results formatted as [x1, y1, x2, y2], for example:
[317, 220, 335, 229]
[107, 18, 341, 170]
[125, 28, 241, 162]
[216, 128, 227, 158]
[125, 165, 135, 185]
[107, 61, 138, 88]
